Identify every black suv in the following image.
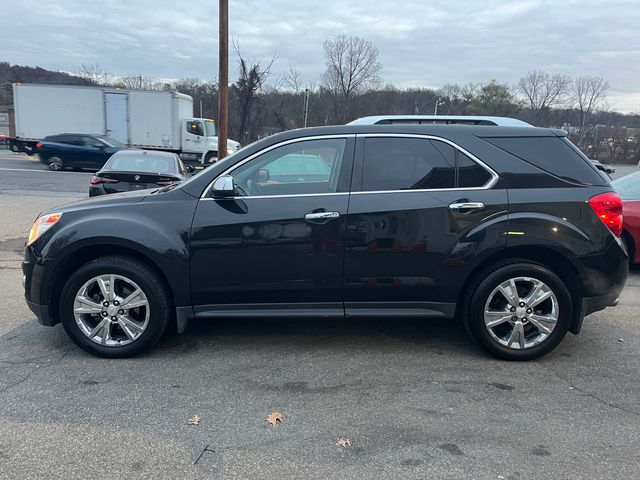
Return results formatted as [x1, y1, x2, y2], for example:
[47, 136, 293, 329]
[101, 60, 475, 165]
[23, 124, 628, 360]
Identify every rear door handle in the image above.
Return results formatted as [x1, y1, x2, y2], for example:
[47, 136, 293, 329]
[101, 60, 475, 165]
[448, 201, 485, 211]
[305, 211, 340, 223]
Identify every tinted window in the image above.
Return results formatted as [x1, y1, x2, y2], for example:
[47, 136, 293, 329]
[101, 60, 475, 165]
[362, 138, 456, 191]
[104, 153, 177, 174]
[233, 138, 346, 196]
[483, 136, 606, 185]
[458, 151, 492, 188]
[49, 135, 82, 145]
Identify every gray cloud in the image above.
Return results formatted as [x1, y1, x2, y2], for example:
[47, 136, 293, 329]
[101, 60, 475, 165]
[1, 0, 639, 112]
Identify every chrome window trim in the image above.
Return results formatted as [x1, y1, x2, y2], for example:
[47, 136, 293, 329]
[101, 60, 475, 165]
[200, 134, 355, 199]
[355, 133, 499, 193]
[200, 132, 498, 200]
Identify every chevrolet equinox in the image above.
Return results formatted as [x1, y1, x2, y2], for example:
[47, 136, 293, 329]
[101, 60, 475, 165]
[23, 124, 628, 360]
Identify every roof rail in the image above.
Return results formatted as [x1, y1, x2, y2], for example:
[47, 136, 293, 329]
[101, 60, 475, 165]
[348, 115, 532, 127]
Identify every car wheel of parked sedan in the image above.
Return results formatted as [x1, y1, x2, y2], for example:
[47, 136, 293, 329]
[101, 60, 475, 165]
[465, 262, 571, 361]
[59, 255, 171, 357]
[48, 157, 64, 171]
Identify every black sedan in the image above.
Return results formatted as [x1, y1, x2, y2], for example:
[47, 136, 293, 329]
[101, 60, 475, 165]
[36, 134, 126, 171]
[89, 149, 193, 197]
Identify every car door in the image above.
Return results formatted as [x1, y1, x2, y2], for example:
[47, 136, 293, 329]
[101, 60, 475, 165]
[78, 136, 110, 169]
[189, 135, 355, 316]
[183, 120, 206, 154]
[343, 134, 508, 317]
[52, 134, 85, 167]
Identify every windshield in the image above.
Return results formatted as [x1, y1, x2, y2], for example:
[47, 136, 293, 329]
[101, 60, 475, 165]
[612, 171, 640, 201]
[204, 120, 217, 137]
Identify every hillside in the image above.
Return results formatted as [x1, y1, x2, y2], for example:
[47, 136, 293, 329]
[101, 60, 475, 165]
[0, 62, 90, 105]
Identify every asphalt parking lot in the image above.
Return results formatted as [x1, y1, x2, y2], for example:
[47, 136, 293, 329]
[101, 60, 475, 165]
[1, 151, 639, 479]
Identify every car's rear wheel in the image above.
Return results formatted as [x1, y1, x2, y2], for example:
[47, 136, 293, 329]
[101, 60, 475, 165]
[60, 255, 171, 357]
[48, 157, 64, 171]
[464, 262, 571, 361]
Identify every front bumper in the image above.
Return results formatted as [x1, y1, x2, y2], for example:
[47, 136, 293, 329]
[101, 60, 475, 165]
[26, 299, 54, 326]
[22, 247, 57, 327]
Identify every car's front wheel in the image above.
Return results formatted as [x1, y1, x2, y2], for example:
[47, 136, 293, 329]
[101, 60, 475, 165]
[59, 255, 171, 357]
[465, 262, 571, 361]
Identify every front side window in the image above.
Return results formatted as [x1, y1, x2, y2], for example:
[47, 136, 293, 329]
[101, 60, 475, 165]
[232, 138, 347, 197]
[187, 121, 204, 136]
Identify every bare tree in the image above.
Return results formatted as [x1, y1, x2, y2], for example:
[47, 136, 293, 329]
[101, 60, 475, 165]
[519, 70, 571, 123]
[322, 35, 382, 122]
[115, 75, 165, 90]
[572, 75, 609, 146]
[232, 39, 276, 143]
[75, 63, 111, 85]
[283, 66, 303, 94]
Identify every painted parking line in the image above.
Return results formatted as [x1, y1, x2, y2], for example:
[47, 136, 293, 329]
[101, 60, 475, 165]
[0, 167, 93, 174]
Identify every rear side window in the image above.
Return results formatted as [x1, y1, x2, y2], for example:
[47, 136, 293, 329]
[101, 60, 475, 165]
[483, 136, 606, 185]
[361, 137, 493, 191]
[458, 151, 492, 188]
[362, 138, 455, 191]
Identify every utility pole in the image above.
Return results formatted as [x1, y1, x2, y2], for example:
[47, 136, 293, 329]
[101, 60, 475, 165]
[217, 0, 229, 160]
[303, 88, 310, 128]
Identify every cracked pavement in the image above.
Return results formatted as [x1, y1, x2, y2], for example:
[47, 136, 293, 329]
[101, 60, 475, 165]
[1, 152, 639, 479]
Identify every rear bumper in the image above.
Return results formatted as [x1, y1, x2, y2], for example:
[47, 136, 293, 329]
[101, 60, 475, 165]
[570, 239, 628, 334]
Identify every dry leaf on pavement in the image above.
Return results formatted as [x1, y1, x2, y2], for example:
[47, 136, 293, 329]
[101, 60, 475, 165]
[336, 438, 352, 448]
[266, 411, 284, 427]
[188, 415, 201, 426]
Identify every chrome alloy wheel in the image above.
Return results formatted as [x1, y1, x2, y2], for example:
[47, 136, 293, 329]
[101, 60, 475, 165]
[73, 274, 150, 347]
[483, 276, 559, 350]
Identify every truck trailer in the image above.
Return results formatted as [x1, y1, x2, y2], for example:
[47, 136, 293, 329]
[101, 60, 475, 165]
[8, 83, 239, 163]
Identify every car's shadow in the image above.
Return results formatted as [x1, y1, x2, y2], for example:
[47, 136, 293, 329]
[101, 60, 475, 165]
[152, 315, 481, 358]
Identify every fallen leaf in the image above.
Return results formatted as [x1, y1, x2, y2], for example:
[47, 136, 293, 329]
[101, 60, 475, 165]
[618, 338, 624, 342]
[266, 411, 283, 427]
[188, 415, 201, 426]
[336, 438, 352, 448]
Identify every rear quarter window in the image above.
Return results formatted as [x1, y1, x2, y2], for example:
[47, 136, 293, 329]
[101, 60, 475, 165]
[482, 136, 607, 186]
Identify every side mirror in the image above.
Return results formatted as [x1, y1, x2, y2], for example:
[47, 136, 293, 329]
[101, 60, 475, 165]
[211, 175, 235, 198]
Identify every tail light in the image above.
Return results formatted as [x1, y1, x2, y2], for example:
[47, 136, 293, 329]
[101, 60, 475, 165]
[90, 176, 119, 185]
[35, 142, 42, 149]
[589, 192, 623, 237]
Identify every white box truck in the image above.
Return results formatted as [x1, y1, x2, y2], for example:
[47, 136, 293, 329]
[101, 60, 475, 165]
[9, 83, 239, 163]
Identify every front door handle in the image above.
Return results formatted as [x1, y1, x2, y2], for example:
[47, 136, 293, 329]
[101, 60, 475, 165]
[304, 211, 340, 223]
[448, 201, 485, 211]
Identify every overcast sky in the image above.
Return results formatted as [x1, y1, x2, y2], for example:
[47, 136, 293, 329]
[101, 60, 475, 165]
[2, 0, 639, 112]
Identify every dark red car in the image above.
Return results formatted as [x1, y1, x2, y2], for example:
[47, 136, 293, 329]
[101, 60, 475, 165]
[613, 171, 640, 264]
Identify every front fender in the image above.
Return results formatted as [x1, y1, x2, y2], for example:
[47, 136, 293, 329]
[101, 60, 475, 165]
[35, 191, 196, 307]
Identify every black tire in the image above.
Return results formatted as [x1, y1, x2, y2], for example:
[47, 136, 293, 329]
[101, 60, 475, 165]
[204, 151, 217, 164]
[463, 261, 572, 361]
[48, 156, 64, 171]
[59, 255, 172, 358]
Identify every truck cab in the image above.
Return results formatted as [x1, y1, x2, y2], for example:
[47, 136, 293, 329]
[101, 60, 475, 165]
[181, 118, 240, 163]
